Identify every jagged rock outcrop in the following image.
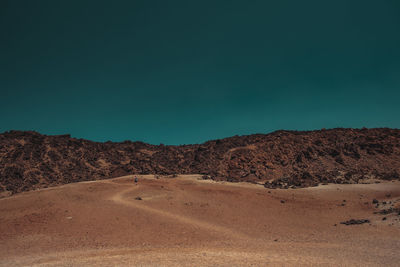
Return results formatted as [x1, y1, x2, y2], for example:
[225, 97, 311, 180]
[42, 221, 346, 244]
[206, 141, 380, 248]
[1, 128, 400, 194]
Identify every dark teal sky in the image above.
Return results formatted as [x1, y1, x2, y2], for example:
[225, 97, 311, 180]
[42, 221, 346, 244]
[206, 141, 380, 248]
[1, 0, 400, 144]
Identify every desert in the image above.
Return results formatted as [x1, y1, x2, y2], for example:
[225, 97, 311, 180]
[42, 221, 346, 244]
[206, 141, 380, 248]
[1, 129, 400, 266]
[1, 174, 400, 266]
[2, 1, 400, 265]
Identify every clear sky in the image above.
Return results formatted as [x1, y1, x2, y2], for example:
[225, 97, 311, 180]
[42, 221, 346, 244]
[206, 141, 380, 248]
[1, 0, 399, 144]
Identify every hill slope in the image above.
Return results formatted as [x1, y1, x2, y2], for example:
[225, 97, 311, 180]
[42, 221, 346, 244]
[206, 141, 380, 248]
[1, 128, 400, 194]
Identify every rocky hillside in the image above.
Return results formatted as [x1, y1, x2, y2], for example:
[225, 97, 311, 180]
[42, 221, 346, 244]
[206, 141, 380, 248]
[1, 128, 400, 194]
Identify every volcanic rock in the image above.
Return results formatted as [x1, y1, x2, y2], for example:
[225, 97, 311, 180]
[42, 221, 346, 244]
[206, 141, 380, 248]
[340, 219, 370, 225]
[1, 128, 400, 194]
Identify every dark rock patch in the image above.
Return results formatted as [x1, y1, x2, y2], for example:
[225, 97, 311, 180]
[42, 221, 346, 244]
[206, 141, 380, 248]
[340, 219, 370, 225]
[378, 207, 400, 215]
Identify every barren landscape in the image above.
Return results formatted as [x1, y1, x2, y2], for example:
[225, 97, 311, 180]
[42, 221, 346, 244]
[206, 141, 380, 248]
[2, 0, 400, 265]
[1, 128, 400, 266]
[1, 174, 400, 266]
[1, 128, 400, 195]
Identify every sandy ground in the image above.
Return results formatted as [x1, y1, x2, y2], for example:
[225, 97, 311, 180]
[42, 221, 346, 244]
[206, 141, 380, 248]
[1, 175, 400, 266]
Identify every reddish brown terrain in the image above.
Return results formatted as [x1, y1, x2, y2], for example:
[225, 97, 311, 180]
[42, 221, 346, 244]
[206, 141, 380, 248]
[1, 175, 400, 266]
[1, 128, 400, 195]
[1, 128, 400, 265]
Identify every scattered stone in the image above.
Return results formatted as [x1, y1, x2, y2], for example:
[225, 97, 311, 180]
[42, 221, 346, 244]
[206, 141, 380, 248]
[378, 207, 400, 215]
[382, 217, 387, 221]
[372, 199, 379, 204]
[135, 197, 142, 200]
[280, 200, 285, 204]
[340, 219, 370, 225]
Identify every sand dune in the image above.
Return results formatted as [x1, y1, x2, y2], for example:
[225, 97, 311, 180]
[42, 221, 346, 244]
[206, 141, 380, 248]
[1, 175, 400, 266]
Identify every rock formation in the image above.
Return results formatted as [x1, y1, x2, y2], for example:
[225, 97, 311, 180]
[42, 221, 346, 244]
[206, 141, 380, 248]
[1, 128, 399, 194]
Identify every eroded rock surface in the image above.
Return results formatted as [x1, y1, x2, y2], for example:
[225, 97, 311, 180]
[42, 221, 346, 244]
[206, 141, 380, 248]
[1, 128, 400, 194]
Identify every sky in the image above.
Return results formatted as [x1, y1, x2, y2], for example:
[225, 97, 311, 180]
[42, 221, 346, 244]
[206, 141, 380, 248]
[1, 0, 399, 145]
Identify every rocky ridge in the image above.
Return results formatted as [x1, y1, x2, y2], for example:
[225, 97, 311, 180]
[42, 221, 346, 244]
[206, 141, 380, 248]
[1, 128, 399, 194]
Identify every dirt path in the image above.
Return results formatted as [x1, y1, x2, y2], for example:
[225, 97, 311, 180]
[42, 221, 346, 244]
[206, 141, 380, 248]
[109, 183, 251, 241]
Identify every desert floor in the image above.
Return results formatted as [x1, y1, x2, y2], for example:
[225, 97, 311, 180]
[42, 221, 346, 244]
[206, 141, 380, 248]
[1, 175, 400, 266]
